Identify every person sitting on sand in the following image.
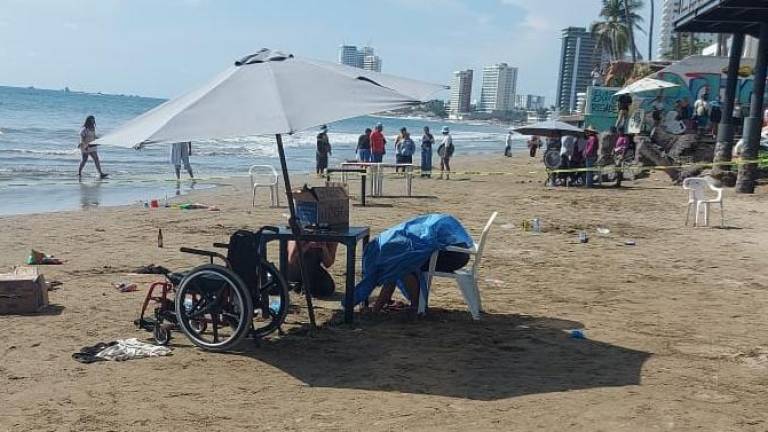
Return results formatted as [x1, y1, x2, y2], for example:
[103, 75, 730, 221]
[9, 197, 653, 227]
[614, 128, 630, 188]
[286, 240, 338, 298]
[351, 213, 473, 316]
[171, 141, 194, 180]
[78, 115, 108, 179]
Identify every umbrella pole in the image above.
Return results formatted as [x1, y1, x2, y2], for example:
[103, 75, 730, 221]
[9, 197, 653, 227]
[275, 133, 317, 330]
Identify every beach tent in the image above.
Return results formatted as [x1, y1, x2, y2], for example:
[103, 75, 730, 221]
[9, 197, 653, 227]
[513, 120, 584, 138]
[614, 77, 679, 96]
[96, 48, 446, 327]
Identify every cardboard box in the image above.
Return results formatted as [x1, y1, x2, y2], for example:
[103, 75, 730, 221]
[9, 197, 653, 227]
[294, 185, 349, 228]
[0, 266, 49, 315]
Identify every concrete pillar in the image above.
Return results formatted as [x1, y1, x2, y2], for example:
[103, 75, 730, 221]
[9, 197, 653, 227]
[712, 33, 745, 183]
[736, 24, 768, 194]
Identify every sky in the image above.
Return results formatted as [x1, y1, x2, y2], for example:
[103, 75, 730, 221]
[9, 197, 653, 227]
[0, 0, 661, 103]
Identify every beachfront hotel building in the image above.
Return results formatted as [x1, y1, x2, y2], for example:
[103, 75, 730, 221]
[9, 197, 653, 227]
[338, 45, 382, 72]
[658, 0, 679, 59]
[478, 63, 518, 113]
[449, 70, 473, 115]
[555, 27, 599, 113]
[515, 94, 546, 111]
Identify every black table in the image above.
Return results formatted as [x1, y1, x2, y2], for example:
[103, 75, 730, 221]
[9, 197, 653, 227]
[260, 225, 370, 323]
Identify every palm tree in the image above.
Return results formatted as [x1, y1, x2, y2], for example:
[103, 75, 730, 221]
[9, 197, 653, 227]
[647, 0, 654, 60]
[591, 0, 646, 62]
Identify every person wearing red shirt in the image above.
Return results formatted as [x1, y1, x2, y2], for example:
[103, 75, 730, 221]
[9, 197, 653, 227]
[369, 123, 386, 162]
[582, 127, 599, 187]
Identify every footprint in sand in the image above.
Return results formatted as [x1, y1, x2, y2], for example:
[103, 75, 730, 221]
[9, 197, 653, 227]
[686, 389, 739, 404]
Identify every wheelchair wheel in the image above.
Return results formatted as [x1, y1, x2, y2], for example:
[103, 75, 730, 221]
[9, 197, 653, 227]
[175, 264, 253, 352]
[251, 261, 290, 337]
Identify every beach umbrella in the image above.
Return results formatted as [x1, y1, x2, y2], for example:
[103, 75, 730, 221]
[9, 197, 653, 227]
[613, 77, 679, 96]
[96, 48, 446, 327]
[513, 120, 584, 138]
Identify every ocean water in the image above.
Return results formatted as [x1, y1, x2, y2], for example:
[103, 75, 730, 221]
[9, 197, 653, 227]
[0, 85, 521, 215]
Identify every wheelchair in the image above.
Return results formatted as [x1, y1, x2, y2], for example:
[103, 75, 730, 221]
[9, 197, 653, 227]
[136, 226, 290, 352]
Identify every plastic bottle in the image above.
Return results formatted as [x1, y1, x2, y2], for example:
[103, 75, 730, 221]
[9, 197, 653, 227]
[579, 231, 588, 243]
[532, 218, 541, 233]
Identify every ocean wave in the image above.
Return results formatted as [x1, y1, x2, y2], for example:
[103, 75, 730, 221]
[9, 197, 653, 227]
[0, 148, 80, 157]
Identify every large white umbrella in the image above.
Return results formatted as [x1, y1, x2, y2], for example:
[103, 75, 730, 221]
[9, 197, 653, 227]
[96, 49, 445, 147]
[614, 77, 679, 96]
[513, 120, 584, 137]
[96, 48, 446, 327]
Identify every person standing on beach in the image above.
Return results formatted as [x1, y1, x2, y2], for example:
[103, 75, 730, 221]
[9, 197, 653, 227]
[357, 128, 372, 162]
[505, 129, 514, 157]
[170, 141, 194, 180]
[394, 127, 406, 169]
[77, 115, 108, 179]
[420, 126, 434, 178]
[316, 124, 331, 175]
[395, 130, 415, 172]
[437, 126, 454, 180]
[370, 123, 386, 163]
[526, 135, 542, 158]
[583, 128, 599, 188]
[616, 93, 632, 129]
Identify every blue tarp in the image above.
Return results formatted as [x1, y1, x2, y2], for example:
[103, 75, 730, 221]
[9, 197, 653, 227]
[350, 213, 473, 306]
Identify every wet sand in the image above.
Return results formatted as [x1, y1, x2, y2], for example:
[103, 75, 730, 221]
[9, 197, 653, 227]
[1, 154, 767, 431]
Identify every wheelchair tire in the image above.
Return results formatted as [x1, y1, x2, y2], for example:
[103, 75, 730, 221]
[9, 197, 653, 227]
[251, 260, 290, 338]
[175, 264, 253, 352]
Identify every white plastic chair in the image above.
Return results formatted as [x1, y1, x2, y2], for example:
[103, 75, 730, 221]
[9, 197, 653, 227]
[249, 165, 280, 207]
[419, 212, 498, 320]
[683, 177, 724, 227]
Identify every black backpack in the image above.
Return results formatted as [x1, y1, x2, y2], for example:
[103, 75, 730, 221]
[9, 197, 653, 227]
[226, 230, 261, 289]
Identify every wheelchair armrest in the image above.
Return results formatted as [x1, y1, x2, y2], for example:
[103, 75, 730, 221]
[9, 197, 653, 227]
[260, 225, 280, 234]
[179, 247, 228, 263]
[212, 242, 229, 249]
[444, 244, 478, 254]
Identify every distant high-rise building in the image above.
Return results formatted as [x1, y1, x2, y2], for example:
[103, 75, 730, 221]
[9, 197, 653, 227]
[449, 70, 473, 114]
[338, 45, 382, 72]
[478, 63, 518, 113]
[555, 27, 599, 113]
[515, 94, 546, 110]
[658, 0, 679, 60]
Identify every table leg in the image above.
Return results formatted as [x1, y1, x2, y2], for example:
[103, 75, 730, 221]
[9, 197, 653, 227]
[344, 241, 357, 324]
[362, 235, 370, 307]
[278, 239, 288, 278]
[361, 174, 367, 206]
[407, 168, 413, 196]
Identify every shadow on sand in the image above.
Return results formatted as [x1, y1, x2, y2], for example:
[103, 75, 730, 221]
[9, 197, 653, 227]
[236, 308, 650, 401]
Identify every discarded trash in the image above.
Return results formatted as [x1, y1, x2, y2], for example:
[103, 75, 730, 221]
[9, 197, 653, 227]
[500, 223, 515, 230]
[113, 282, 138, 293]
[26, 249, 63, 265]
[596, 227, 611, 235]
[73, 338, 172, 363]
[569, 329, 586, 339]
[132, 264, 171, 275]
[624, 240, 637, 246]
[532, 218, 541, 233]
[578, 231, 589, 243]
[178, 202, 218, 210]
[157, 228, 164, 248]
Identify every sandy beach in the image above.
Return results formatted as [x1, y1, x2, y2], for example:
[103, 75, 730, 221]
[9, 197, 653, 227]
[2, 153, 768, 431]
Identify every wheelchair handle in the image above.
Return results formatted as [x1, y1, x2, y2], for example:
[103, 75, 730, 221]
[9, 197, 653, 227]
[260, 225, 280, 234]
